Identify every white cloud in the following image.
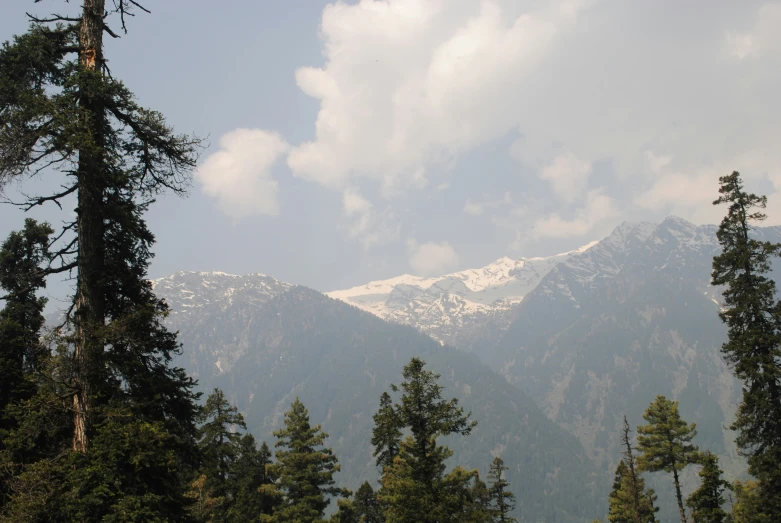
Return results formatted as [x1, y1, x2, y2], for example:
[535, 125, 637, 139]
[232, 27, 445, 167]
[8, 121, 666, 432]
[463, 191, 512, 216]
[725, 3, 781, 60]
[341, 188, 403, 248]
[286, 1, 779, 210]
[464, 200, 484, 216]
[196, 129, 288, 218]
[286, 0, 585, 190]
[634, 147, 781, 226]
[636, 168, 714, 210]
[725, 32, 755, 59]
[644, 150, 672, 175]
[533, 190, 620, 239]
[540, 152, 591, 202]
[407, 239, 460, 276]
[342, 188, 378, 247]
[206, 0, 781, 252]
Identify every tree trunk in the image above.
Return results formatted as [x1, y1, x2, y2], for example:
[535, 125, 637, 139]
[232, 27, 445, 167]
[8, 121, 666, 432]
[72, 0, 106, 453]
[672, 467, 687, 523]
[621, 416, 643, 523]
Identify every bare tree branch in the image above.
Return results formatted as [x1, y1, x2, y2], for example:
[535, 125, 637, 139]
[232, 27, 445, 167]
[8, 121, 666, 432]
[26, 13, 81, 24]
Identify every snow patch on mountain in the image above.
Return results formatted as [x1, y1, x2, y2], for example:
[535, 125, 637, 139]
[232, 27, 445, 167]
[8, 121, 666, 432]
[152, 271, 292, 317]
[326, 242, 599, 346]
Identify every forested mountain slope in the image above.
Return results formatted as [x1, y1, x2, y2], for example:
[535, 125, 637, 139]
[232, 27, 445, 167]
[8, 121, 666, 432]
[155, 276, 605, 522]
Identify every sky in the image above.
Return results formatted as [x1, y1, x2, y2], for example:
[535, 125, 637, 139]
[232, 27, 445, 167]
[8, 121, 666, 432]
[1, 0, 780, 300]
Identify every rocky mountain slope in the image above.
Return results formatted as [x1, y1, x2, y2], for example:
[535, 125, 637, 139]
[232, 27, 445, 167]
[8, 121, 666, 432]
[153, 276, 604, 522]
[326, 242, 598, 347]
[152, 271, 292, 381]
[481, 217, 781, 518]
[322, 215, 781, 520]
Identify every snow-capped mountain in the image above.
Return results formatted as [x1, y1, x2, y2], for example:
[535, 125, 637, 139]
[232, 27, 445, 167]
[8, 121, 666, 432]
[326, 241, 599, 347]
[145, 216, 781, 522]
[149, 280, 602, 522]
[152, 271, 293, 378]
[484, 217, 781, 480]
[152, 271, 292, 317]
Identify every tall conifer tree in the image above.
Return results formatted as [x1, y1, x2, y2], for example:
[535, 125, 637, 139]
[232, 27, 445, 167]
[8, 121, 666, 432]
[487, 457, 517, 523]
[372, 358, 487, 523]
[636, 396, 700, 523]
[618, 416, 657, 523]
[262, 398, 345, 523]
[0, 1, 202, 518]
[607, 460, 657, 523]
[0, 220, 52, 510]
[227, 437, 279, 522]
[686, 452, 729, 523]
[194, 388, 248, 520]
[353, 481, 383, 523]
[711, 171, 781, 519]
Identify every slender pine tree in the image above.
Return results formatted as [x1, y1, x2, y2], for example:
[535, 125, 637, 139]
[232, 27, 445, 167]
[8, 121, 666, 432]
[371, 391, 401, 470]
[487, 457, 517, 523]
[711, 171, 781, 519]
[636, 396, 700, 523]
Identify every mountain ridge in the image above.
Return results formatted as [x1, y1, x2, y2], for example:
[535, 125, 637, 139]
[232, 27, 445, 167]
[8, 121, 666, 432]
[153, 275, 605, 522]
[325, 238, 601, 347]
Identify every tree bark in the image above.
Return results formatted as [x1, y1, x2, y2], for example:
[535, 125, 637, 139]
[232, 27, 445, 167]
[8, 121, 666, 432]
[672, 467, 687, 523]
[72, 0, 106, 453]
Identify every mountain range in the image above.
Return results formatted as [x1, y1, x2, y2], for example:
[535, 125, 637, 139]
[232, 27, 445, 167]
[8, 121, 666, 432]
[153, 273, 602, 522]
[152, 215, 781, 522]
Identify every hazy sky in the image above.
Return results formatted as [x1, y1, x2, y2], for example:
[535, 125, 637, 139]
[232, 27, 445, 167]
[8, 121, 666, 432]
[1, 0, 780, 298]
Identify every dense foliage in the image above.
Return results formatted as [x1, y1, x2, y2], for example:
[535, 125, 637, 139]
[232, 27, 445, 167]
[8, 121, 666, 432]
[685, 452, 730, 523]
[0, 0, 201, 519]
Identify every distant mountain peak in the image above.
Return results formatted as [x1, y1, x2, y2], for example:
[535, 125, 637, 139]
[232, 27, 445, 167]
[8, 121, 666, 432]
[326, 240, 598, 346]
[153, 271, 293, 318]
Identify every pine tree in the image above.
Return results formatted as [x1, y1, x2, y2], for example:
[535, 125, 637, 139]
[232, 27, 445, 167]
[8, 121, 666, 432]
[197, 387, 247, 519]
[186, 474, 223, 523]
[686, 452, 729, 523]
[487, 457, 516, 523]
[353, 481, 383, 523]
[0, 2, 202, 518]
[371, 391, 401, 470]
[729, 480, 767, 523]
[467, 473, 492, 523]
[227, 436, 279, 522]
[609, 461, 633, 523]
[711, 171, 781, 519]
[616, 416, 658, 523]
[607, 460, 657, 523]
[637, 396, 700, 523]
[0, 220, 53, 509]
[372, 357, 482, 523]
[0, 220, 52, 423]
[262, 398, 345, 523]
[330, 498, 357, 523]
[438, 466, 486, 523]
